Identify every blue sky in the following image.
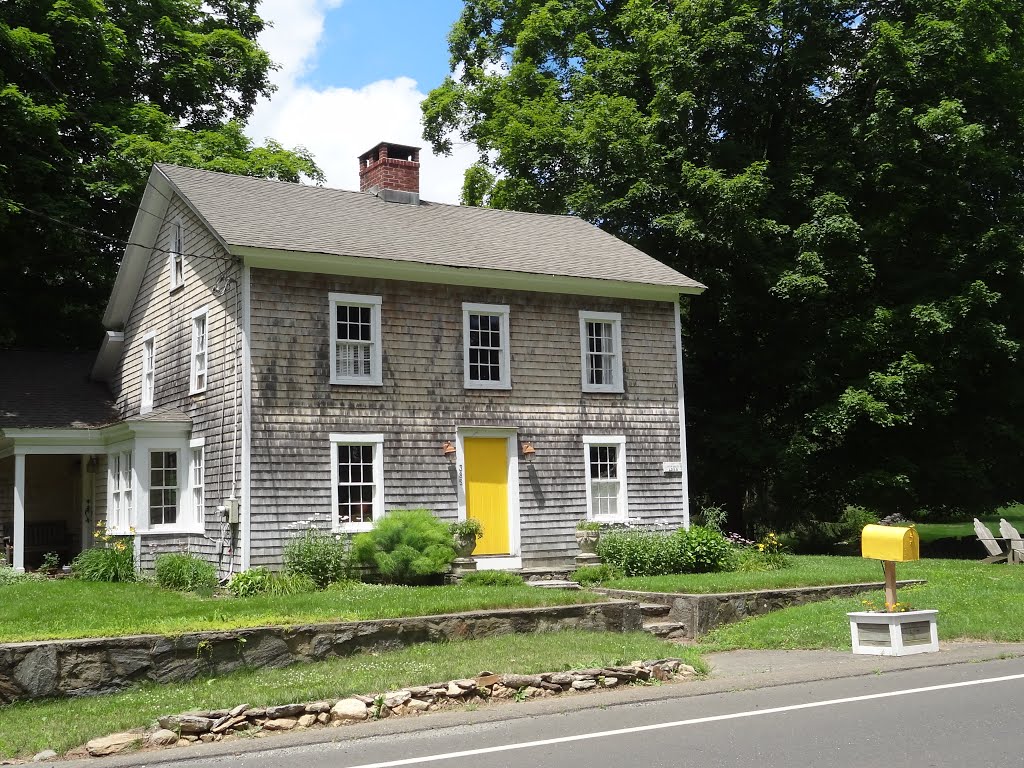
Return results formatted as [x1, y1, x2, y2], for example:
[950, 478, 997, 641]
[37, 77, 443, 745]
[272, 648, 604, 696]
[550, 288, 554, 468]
[304, 0, 464, 92]
[246, 0, 477, 203]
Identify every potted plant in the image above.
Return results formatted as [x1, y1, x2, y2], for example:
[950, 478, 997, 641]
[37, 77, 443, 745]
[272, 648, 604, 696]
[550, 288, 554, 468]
[450, 519, 484, 559]
[575, 520, 601, 555]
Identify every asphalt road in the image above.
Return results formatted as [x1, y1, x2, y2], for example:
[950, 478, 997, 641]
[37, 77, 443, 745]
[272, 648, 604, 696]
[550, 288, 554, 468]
[123, 656, 1024, 768]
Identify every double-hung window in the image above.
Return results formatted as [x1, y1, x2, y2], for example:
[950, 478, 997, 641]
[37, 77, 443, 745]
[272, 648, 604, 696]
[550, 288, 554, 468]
[463, 302, 511, 389]
[579, 311, 623, 393]
[330, 433, 384, 532]
[583, 436, 628, 521]
[190, 438, 205, 522]
[168, 218, 185, 291]
[149, 449, 179, 527]
[329, 293, 382, 385]
[190, 308, 208, 394]
[141, 334, 155, 413]
[107, 450, 133, 533]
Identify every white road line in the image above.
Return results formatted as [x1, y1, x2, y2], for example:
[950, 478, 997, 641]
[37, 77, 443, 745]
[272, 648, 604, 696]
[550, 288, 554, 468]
[341, 672, 1024, 768]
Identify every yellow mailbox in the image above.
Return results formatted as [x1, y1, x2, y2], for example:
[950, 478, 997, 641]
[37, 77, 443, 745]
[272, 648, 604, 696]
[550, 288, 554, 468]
[861, 524, 919, 562]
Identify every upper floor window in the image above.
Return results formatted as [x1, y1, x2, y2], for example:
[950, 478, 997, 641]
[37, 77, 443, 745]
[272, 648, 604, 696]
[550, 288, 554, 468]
[579, 311, 623, 393]
[190, 307, 208, 394]
[583, 436, 628, 521]
[141, 334, 155, 414]
[168, 219, 185, 291]
[463, 302, 511, 389]
[330, 433, 384, 532]
[329, 292, 382, 386]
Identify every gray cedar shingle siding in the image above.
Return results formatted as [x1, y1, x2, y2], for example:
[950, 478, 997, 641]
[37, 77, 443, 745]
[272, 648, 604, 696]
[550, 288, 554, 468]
[111, 193, 243, 573]
[248, 268, 684, 568]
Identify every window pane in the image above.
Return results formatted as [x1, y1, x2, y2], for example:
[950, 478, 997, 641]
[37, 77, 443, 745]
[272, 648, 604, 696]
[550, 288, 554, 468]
[467, 313, 504, 382]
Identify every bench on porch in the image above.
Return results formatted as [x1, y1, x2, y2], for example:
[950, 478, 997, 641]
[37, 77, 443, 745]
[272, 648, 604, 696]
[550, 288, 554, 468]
[5, 521, 77, 570]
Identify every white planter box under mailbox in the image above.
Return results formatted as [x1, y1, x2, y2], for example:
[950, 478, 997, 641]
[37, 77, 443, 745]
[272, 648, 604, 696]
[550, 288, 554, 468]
[848, 610, 939, 656]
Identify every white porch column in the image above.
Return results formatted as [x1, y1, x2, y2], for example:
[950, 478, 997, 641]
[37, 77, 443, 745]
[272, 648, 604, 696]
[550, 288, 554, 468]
[13, 452, 25, 572]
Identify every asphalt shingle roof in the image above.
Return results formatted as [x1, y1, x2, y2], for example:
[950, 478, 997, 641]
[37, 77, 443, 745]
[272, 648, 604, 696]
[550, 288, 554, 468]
[157, 164, 704, 291]
[0, 351, 120, 430]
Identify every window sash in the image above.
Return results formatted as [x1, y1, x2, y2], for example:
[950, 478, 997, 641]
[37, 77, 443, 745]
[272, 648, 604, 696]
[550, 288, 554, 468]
[190, 447, 204, 519]
[169, 221, 185, 289]
[330, 434, 384, 531]
[579, 312, 623, 392]
[141, 337, 155, 411]
[462, 303, 511, 389]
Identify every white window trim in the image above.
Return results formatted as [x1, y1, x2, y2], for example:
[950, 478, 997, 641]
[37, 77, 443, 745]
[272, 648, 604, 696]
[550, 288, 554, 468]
[582, 435, 629, 522]
[462, 302, 511, 390]
[106, 446, 134, 535]
[579, 310, 624, 393]
[168, 217, 185, 292]
[190, 306, 209, 395]
[329, 433, 385, 533]
[189, 437, 205, 526]
[328, 292, 383, 386]
[140, 333, 156, 414]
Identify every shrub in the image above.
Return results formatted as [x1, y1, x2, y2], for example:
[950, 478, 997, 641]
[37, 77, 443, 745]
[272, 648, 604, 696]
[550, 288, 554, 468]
[72, 538, 136, 582]
[570, 564, 622, 586]
[227, 567, 317, 597]
[576, 520, 601, 531]
[284, 527, 352, 588]
[597, 529, 677, 576]
[458, 570, 524, 587]
[680, 525, 736, 573]
[597, 526, 735, 576]
[154, 552, 218, 592]
[736, 532, 790, 571]
[352, 509, 456, 585]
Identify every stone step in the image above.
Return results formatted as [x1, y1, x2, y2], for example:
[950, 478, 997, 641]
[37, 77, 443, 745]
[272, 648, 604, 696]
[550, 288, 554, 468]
[526, 580, 581, 590]
[638, 603, 671, 618]
[641, 622, 690, 640]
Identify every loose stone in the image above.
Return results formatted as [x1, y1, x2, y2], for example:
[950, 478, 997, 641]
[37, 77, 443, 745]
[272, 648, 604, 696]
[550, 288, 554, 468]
[331, 698, 368, 721]
[149, 729, 179, 747]
[86, 733, 143, 757]
[571, 680, 597, 690]
[266, 703, 306, 718]
[446, 682, 464, 697]
[384, 690, 411, 709]
[229, 703, 251, 717]
[603, 677, 619, 687]
[406, 698, 430, 712]
[31, 750, 57, 762]
[262, 718, 297, 731]
[297, 714, 318, 728]
[305, 700, 333, 713]
[316, 712, 330, 724]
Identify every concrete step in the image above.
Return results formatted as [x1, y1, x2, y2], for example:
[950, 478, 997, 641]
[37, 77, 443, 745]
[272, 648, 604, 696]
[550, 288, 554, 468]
[641, 621, 690, 640]
[526, 579, 582, 590]
[638, 602, 671, 619]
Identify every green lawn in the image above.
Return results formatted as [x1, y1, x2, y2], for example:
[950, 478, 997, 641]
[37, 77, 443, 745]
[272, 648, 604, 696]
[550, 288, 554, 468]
[604, 555, 894, 593]
[914, 503, 1024, 543]
[0, 581, 603, 643]
[698, 558, 1024, 651]
[0, 631, 703, 760]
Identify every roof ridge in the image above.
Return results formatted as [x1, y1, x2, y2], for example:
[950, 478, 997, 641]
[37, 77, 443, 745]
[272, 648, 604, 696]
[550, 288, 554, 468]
[154, 163, 581, 222]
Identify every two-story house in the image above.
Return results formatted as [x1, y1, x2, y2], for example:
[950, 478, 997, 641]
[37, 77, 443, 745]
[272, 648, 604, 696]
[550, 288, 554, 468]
[0, 142, 705, 574]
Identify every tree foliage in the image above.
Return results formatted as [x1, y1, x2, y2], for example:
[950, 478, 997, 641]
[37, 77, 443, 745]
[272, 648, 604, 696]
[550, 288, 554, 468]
[0, 0, 322, 348]
[424, 0, 1024, 523]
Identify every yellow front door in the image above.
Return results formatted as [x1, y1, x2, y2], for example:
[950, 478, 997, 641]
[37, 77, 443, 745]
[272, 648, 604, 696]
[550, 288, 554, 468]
[463, 437, 510, 556]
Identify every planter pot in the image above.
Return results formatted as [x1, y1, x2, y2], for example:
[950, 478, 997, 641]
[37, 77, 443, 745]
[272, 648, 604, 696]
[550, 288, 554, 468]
[453, 535, 477, 559]
[848, 609, 939, 656]
[575, 529, 600, 555]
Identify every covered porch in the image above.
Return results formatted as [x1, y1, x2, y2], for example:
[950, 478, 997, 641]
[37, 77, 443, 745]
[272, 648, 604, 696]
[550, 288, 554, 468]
[1, 350, 121, 572]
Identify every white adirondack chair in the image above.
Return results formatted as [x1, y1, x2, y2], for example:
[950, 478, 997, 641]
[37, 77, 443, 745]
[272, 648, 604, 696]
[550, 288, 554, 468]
[973, 519, 1010, 564]
[998, 519, 1023, 565]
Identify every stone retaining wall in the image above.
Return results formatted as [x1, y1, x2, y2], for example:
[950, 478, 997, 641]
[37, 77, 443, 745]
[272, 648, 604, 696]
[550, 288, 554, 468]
[0, 601, 641, 704]
[598, 581, 926, 639]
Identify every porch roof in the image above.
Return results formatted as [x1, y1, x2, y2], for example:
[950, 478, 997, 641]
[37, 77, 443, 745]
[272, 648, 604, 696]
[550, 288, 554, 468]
[0, 351, 120, 430]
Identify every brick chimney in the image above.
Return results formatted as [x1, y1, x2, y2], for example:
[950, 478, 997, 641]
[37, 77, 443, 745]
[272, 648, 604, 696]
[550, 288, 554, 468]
[358, 142, 420, 204]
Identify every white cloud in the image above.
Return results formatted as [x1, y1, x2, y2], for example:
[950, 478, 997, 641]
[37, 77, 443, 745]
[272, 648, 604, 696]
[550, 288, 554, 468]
[247, 0, 475, 204]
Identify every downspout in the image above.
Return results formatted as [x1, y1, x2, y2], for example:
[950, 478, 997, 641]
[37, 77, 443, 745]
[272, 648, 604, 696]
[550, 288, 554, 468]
[240, 264, 252, 570]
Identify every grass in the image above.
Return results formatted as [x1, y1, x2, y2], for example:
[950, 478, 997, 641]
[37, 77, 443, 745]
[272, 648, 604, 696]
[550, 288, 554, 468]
[697, 558, 1024, 652]
[0, 581, 604, 643]
[913, 503, 1024, 543]
[603, 555, 893, 593]
[0, 630, 704, 759]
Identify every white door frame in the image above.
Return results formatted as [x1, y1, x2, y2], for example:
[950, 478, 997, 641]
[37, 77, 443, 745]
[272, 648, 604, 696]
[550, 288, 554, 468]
[456, 426, 521, 570]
